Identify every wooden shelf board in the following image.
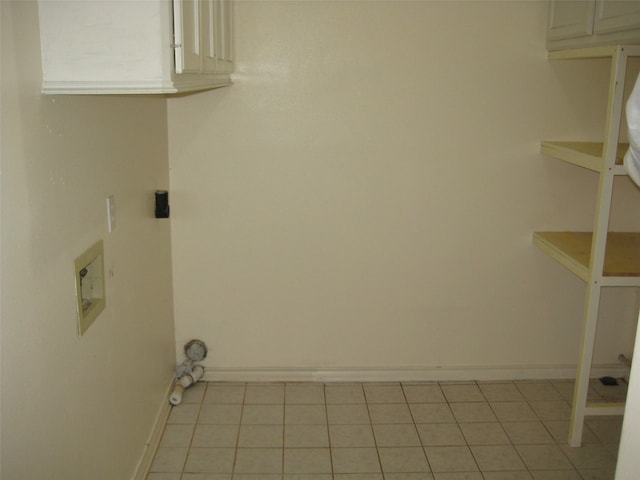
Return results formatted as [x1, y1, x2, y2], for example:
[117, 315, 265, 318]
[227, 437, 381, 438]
[585, 402, 626, 416]
[540, 141, 628, 172]
[533, 232, 640, 280]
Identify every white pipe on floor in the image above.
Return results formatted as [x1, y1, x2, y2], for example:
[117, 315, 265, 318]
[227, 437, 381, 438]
[169, 365, 205, 406]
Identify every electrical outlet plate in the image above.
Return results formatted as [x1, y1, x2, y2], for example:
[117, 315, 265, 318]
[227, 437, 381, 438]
[74, 240, 106, 336]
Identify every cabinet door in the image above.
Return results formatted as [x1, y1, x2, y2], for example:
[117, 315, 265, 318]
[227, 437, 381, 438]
[547, 0, 595, 40]
[594, 0, 640, 34]
[174, 0, 202, 74]
[201, 0, 218, 73]
[215, 0, 234, 74]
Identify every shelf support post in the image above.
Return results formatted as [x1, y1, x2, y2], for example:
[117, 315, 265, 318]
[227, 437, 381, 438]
[569, 45, 629, 447]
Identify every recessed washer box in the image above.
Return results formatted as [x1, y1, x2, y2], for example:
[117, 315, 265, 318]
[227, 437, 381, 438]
[74, 240, 106, 336]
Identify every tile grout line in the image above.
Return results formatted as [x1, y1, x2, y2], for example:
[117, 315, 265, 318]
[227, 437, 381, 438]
[180, 381, 207, 476]
[231, 382, 247, 478]
[400, 380, 434, 477]
[321, 382, 336, 480]
[363, 383, 386, 479]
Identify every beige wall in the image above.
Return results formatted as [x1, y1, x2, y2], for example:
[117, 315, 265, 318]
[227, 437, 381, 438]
[1, 2, 175, 479]
[168, 0, 640, 378]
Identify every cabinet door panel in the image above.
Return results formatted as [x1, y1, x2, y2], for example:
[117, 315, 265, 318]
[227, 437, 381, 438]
[215, 0, 234, 74]
[548, 0, 595, 40]
[174, 0, 201, 74]
[201, 0, 217, 73]
[594, 0, 640, 34]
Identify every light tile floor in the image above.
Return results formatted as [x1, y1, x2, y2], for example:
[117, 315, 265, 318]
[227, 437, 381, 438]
[147, 379, 627, 480]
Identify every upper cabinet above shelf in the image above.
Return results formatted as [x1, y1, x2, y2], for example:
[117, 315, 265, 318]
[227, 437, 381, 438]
[547, 0, 640, 50]
[37, 0, 234, 95]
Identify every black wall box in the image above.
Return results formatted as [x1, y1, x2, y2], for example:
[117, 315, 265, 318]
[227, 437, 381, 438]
[155, 190, 170, 218]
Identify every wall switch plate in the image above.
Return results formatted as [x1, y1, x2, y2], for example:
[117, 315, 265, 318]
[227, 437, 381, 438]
[106, 195, 115, 232]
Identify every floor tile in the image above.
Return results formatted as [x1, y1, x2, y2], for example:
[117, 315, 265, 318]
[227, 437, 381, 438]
[529, 471, 582, 480]
[233, 448, 283, 474]
[440, 384, 485, 403]
[329, 424, 376, 447]
[244, 383, 285, 404]
[402, 384, 446, 403]
[416, 423, 466, 446]
[333, 474, 384, 480]
[238, 424, 283, 447]
[159, 424, 195, 448]
[285, 404, 327, 424]
[433, 473, 483, 480]
[424, 446, 478, 473]
[286, 383, 325, 404]
[285, 424, 329, 447]
[577, 467, 616, 480]
[180, 474, 232, 480]
[584, 417, 623, 444]
[490, 402, 538, 422]
[183, 448, 235, 473]
[478, 383, 525, 402]
[373, 424, 422, 447]
[542, 420, 598, 444]
[369, 403, 413, 424]
[528, 401, 571, 421]
[283, 474, 332, 480]
[192, 424, 239, 447]
[559, 444, 617, 470]
[241, 404, 284, 425]
[515, 445, 574, 470]
[458, 422, 510, 445]
[146, 474, 182, 480]
[482, 473, 533, 480]
[325, 383, 366, 404]
[283, 475, 333, 480]
[364, 383, 406, 403]
[449, 402, 497, 423]
[332, 447, 382, 473]
[515, 382, 563, 401]
[327, 404, 370, 424]
[167, 404, 200, 425]
[410, 403, 456, 423]
[203, 384, 245, 404]
[470, 445, 525, 471]
[549, 382, 576, 403]
[284, 448, 332, 473]
[198, 404, 242, 424]
[385, 474, 434, 480]
[150, 447, 188, 473]
[501, 421, 554, 445]
[378, 446, 431, 473]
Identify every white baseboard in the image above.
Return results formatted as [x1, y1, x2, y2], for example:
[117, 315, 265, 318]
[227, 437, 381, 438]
[132, 376, 175, 480]
[202, 364, 628, 383]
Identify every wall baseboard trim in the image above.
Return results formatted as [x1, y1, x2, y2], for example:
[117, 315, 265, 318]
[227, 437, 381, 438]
[132, 376, 175, 480]
[202, 364, 628, 383]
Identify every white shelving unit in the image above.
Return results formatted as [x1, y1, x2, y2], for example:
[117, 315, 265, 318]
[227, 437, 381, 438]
[534, 44, 640, 447]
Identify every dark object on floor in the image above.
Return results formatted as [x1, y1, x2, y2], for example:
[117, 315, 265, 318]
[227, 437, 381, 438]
[600, 376, 619, 386]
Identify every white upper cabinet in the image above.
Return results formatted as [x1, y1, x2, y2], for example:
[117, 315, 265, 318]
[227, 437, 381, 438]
[547, 0, 640, 50]
[547, 0, 595, 41]
[594, 0, 640, 34]
[38, 0, 233, 95]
